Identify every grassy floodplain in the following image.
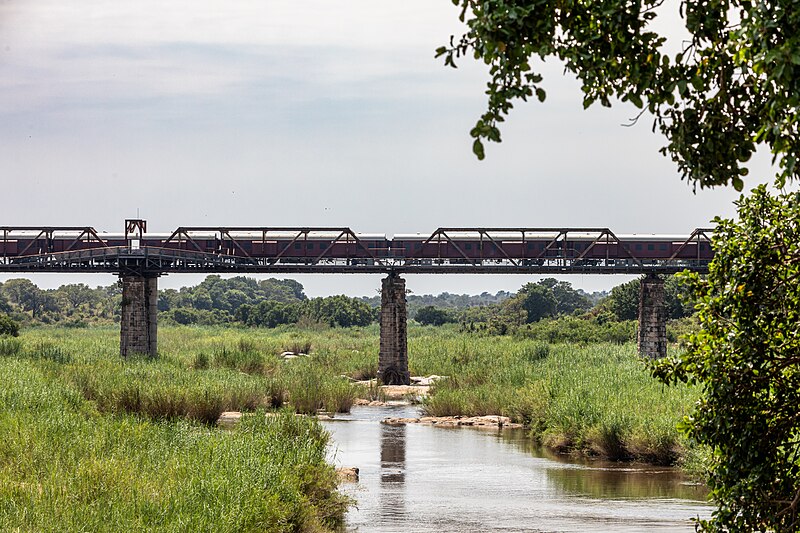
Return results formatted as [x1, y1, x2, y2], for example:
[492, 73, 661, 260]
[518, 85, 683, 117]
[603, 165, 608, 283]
[0, 329, 352, 533]
[0, 324, 699, 529]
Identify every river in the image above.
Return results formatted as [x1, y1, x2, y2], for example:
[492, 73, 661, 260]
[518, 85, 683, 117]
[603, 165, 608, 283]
[322, 405, 710, 533]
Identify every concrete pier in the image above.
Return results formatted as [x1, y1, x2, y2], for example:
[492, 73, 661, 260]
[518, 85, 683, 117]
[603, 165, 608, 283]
[120, 274, 158, 357]
[378, 273, 410, 385]
[638, 273, 666, 358]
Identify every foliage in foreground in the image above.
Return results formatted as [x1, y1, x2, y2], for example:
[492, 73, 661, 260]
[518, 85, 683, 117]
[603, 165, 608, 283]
[0, 357, 348, 532]
[440, 0, 800, 192]
[652, 186, 800, 532]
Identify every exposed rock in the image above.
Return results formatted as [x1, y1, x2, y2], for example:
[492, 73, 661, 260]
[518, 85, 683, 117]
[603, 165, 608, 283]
[336, 467, 360, 483]
[217, 411, 243, 428]
[280, 351, 309, 360]
[382, 415, 522, 429]
[411, 375, 446, 386]
[381, 384, 429, 400]
[354, 398, 392, 407]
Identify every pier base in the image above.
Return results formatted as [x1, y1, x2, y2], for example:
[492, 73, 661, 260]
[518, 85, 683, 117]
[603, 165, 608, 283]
[120, 275, 158, 357]
[638, 274, 666, 359]
[378, 273, 410, 385]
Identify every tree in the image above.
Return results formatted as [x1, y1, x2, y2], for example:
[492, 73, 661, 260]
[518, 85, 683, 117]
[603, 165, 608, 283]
[303, 296, 374, 328]
[0, 279, 56, 318]
[415, 306, 454, 326]
[0, 287, 11, 314]
[537, 278, 591, 315]
[604, 280, 640, 321]
[55, 283, 96, 314]
[245, 301, 302, 328]
[651, 186, 800, 531]
[601, 276, 694, 321]
[438, 0, 800, 190]
[517, 283, 557, 322]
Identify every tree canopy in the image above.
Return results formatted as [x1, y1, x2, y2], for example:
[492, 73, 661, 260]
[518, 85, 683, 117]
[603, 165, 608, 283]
[438, 0, 800, 190]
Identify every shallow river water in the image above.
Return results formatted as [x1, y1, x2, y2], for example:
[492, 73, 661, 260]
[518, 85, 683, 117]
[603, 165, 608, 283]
[322, 405, 710, 533]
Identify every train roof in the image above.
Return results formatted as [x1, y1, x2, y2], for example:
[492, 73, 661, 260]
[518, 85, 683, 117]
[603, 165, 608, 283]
[391, 232, 706, 242]
[0, 229, 710, 242]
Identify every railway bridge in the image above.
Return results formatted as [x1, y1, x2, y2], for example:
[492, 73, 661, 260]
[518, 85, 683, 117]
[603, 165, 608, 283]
[0, 220, 714, 384]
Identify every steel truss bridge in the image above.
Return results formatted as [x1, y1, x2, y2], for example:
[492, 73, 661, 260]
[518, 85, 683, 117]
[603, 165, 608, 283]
[0, 221, 714, 276]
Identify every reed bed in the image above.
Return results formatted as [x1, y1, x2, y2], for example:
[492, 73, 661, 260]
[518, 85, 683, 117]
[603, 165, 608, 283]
[13, 324, 697, 465]
[417, 338, 697, 464]
[0, 357, 348, 532]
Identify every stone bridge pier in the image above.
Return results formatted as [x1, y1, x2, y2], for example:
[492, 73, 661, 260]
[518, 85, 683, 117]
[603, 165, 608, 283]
[378, 273, 410, 385]
[638, 273, 666, 359]
[120, 274, 158, 357]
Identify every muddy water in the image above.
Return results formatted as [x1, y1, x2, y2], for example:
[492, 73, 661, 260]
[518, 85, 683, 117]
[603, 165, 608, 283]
[322, 405, 710, 533]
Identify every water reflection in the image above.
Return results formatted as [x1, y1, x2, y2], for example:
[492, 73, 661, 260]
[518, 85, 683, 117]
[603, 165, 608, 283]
[378, 423, 407, 523]
[496, 429, 707, 501]
[324, 406, 710, 532]
[380, 423, 406, 483]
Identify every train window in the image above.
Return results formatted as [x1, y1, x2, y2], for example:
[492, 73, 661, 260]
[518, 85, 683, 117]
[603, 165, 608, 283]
[527, 242, 535, 249]
[660, 243, 667, 251]
[465, 243, 472, 250]
[294, 242, 301, 250]
[415, 243, 422, 250]
[647, 244, 655, 251]
[307, 242, 314, 250]
[635, 244, 642, 251]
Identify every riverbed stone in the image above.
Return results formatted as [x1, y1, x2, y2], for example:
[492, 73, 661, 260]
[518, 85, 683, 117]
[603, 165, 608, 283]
[336, 467, 359, 483]
[382, 415, 522, 429]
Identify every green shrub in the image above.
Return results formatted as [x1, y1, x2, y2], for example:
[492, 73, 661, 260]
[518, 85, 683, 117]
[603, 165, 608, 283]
[0, 314, 19, 337]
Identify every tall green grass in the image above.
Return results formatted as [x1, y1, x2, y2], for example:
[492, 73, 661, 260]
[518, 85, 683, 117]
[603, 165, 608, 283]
[13, 324, 698, 465]
[0, 357, 348, 532]
[419, 341, 696, 464]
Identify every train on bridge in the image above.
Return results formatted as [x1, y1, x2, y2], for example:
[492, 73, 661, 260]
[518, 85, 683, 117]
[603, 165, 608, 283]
[0, 222, 698, 361]
[0, 226, 713, 271]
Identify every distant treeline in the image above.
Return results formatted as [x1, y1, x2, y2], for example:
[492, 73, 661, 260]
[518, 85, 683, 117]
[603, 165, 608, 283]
[0, 274, 694, 341]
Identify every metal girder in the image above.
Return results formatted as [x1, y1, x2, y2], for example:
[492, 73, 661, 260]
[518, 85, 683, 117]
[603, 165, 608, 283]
[668, 228, 714, 261]
[0, 223, 715, 275]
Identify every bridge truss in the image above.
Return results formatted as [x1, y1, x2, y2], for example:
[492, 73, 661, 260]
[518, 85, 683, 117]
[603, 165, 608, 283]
[0, 224, 714, 275]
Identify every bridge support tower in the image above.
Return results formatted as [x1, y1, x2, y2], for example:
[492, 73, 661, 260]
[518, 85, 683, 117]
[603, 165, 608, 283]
[638, 273, 666, 359]
[378, 273, 410, 385]
[120, 274, 158, 357]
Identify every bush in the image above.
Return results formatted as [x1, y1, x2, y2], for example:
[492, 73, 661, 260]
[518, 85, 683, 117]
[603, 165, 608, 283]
[0, 314, 19, 337]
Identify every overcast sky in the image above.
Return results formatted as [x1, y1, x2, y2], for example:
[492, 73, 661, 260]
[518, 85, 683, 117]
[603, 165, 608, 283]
[0, 1, 774, 296]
